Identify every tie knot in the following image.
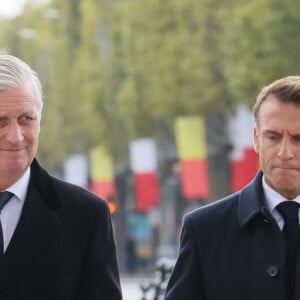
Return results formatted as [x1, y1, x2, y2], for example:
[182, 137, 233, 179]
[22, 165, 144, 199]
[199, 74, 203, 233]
[277, 201, 300, 222]
[0, 191, 13, 211]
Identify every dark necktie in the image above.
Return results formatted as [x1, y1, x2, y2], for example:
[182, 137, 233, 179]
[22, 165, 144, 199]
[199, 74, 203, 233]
[0, 191, 13, 256]
[277, 201, 300, 300]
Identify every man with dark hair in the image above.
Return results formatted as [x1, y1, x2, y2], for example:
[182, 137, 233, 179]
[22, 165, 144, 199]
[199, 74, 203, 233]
[165, 76, 300, 299]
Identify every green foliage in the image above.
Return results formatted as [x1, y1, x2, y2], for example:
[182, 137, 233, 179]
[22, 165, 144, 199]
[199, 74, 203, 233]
[223, 0, 300, 106]
[0, 0, 299, 170]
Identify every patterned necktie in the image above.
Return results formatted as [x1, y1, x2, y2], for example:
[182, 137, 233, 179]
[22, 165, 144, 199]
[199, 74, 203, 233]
[277, 201, 300, 300]
[0, 191, 13, 256]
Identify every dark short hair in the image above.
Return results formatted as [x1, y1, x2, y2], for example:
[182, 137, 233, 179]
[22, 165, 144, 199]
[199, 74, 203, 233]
[253, 76, 300, 126]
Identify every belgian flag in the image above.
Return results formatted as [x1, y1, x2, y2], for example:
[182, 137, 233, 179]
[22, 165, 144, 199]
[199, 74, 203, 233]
[89, 145, 118, 214]
[175, 115, 210, 200]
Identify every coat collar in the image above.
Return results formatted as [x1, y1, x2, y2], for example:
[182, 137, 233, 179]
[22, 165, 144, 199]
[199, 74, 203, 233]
[30, 158, 61, 210]
[238, 171, 271, 227]
[0, 159, 61, 289]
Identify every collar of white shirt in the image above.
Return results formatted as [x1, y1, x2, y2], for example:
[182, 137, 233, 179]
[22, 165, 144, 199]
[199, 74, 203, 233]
[4, 168, 30, 203]
[0, 168, 30, 252]
[262, 176, 300, 229]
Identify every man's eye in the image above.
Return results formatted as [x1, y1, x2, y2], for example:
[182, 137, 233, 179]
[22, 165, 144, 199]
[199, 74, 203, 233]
[0, 117, 9, 126]
[20, 116, 34, 122]
[266, 134, 277, 140]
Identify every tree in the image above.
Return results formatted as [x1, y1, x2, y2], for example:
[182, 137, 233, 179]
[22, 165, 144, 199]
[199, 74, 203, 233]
[223, 0, 300, 106]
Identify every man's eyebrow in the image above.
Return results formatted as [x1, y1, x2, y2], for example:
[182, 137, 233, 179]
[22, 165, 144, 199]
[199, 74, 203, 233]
[261, 129, 278, 134]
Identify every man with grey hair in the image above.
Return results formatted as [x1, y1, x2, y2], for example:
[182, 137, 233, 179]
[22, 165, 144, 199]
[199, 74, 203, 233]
[165, 76, 300, 300]
[0, 54, 122, 299]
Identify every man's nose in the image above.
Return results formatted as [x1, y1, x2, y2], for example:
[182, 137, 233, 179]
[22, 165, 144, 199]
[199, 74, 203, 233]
[6, 123, 24, 143]
[278, 138, 293, 160]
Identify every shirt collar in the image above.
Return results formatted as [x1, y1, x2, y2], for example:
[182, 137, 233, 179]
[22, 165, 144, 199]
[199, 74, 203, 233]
[262, 175, 300, 214]
[6, 168, 30, 203]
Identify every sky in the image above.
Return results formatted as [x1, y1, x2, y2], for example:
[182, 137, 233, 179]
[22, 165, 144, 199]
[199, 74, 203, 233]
[0, 0, 28, 18]
[0, 0, 50, 19]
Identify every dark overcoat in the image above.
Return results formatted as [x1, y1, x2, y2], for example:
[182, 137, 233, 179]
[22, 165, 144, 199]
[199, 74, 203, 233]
[165, 171, 294, 300]
[0, 159, 122, 300]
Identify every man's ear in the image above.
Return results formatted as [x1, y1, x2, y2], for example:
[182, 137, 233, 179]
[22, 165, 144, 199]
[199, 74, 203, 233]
[253, 127, 259, 153]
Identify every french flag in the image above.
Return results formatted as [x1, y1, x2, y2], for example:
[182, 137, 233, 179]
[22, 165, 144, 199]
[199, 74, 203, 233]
[229, 106, 259, 192]
[129, 138, 160, 213]
[64, 153, 89, 188]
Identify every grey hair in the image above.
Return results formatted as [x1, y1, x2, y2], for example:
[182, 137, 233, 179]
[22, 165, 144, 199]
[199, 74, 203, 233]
[0, 54, 43, 111]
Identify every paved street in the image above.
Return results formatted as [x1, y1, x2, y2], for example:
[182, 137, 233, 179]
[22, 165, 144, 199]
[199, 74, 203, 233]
[120, 274, 153, 300]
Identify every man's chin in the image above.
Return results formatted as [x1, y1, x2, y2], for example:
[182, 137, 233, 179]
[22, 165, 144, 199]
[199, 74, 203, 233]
[273, 182, 299, 199]
[5, 162, 28, 175]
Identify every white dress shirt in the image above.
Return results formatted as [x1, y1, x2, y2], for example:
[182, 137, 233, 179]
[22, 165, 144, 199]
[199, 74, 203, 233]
[262, 176, 300, 230]
[0, 168, 30, 252]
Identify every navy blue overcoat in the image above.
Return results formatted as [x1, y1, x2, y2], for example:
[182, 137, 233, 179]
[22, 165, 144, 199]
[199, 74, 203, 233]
[165, 171, 293, 300]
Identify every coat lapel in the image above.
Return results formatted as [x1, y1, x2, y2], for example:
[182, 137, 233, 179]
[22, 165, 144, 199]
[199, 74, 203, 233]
[238, 171, 265, 227]
[0, 159, 61, 289]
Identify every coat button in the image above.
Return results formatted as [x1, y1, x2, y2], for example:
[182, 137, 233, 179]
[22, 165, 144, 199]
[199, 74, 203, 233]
[267, 265, 279, 277]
